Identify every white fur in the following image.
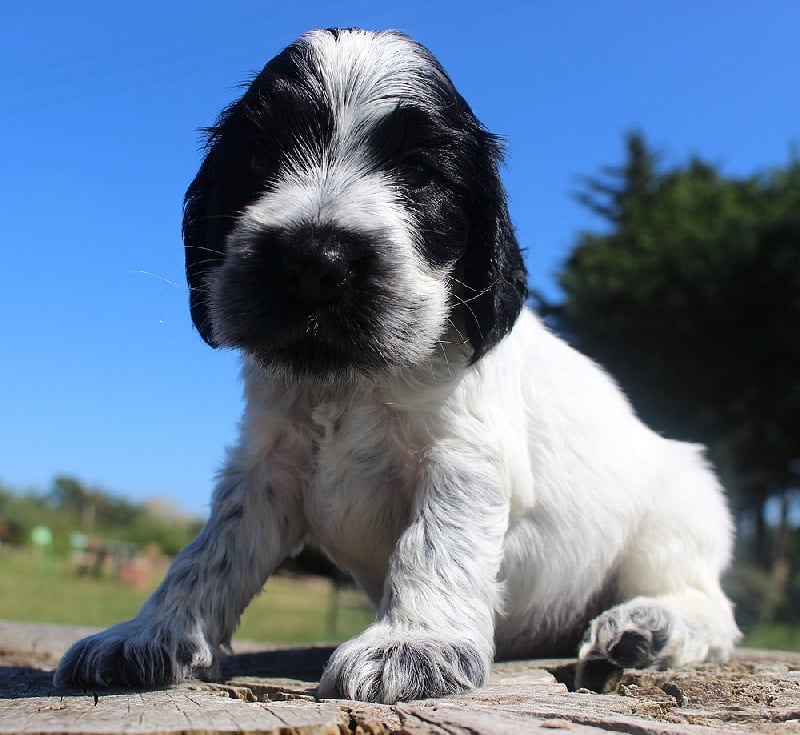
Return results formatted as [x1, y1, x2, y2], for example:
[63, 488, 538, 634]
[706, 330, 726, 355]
[54, 28, 740, 703]
[54, 309, 740, 699]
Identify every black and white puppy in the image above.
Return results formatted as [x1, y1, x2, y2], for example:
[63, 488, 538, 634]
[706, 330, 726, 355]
[55, 28, 740, 703]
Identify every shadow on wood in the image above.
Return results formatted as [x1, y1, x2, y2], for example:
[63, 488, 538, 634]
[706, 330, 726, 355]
[222, 645, 335, 680]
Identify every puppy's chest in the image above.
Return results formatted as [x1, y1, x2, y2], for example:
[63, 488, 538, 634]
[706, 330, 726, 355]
[302, 400, 423, 566]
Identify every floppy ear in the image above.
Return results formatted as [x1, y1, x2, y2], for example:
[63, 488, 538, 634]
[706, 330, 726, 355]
[459, 134, 528, 361]
[182, 151, 228, 347]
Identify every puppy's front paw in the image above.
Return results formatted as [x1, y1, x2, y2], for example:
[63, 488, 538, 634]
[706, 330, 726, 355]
[317, 624, 490, 703]
[53, 619, 217, 689]
[577, 601, 680, 689]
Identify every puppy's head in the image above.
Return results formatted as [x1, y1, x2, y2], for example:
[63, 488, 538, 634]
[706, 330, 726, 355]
[183, 28, 527, 378]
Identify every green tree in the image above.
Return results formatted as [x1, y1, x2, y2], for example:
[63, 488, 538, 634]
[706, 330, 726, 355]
[541, 133, 800, 621]
[49, 476, 94, 528]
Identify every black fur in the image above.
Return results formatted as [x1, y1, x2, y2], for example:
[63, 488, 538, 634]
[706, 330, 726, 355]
[183, 29, 527, 369]
[459, 133, 528, 362]
[54, 629, 197, 689]
[183, 35, 333, 346]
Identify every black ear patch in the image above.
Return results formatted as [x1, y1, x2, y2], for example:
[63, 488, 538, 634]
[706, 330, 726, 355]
[182, 83, 280, 347]
[181, 36, 332, 348]
[459, 134, 527, 362]
[183, 164, 226, 347]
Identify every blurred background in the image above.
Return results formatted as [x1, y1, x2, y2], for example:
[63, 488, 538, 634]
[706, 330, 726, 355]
[1, 1, 797, 651]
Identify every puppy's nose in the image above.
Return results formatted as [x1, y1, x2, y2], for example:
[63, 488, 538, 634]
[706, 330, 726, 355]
[282, 248, 350, 307]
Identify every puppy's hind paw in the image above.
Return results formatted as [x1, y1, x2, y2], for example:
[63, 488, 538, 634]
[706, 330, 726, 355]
[53, 620, 217, 690]
[317, 623, 490, 703]
[576, 601, 680, 689]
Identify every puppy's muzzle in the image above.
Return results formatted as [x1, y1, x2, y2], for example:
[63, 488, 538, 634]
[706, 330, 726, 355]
[216, 222, 393, 374]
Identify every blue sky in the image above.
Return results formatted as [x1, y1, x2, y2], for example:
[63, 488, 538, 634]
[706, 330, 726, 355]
[2, 1, 798, 517]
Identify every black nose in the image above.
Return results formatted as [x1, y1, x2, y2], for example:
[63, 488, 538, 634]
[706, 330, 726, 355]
[281, 248, 351, 307]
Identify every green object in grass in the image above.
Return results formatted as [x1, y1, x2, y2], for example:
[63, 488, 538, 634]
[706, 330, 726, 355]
[30, 526, 53, 549]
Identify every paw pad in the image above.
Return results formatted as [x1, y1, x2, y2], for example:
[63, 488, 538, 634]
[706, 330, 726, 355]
[608, 630, 655, 668]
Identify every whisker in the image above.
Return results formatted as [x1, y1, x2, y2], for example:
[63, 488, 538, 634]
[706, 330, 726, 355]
[445, 275, 497, 303]
[444, 274, 479, 293]
[435, 341, 453, 379]
[185, 245, 225, 256]
[445, 318, 469, 346]
[448, 290, 490, 340]
[130, 270, 182, 287]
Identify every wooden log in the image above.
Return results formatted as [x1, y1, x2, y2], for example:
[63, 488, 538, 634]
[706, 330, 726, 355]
[1, 621, 798, 734]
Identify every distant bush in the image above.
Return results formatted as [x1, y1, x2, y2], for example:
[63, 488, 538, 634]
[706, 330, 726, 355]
[0, 477, 203, 558]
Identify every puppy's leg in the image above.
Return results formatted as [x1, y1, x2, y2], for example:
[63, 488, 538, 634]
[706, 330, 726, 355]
[577, 456, 740, 687]
[318, 443, 507, 703]
[54, 453, 306, 689]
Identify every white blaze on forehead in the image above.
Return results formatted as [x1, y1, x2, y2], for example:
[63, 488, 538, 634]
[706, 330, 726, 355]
[301, 29, 443, 138]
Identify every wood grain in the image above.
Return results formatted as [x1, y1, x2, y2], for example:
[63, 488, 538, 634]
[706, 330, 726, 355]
[1, 622, 798, 734]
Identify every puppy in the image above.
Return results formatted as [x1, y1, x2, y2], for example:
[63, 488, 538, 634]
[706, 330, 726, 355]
[55, 28, 740, 703]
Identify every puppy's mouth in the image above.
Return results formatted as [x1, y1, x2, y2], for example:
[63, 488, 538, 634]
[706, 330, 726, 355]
[262, 306, 386, 375]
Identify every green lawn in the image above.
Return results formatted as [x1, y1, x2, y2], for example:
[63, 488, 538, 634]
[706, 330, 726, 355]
[741, 624, 800, 652]
[0, 550, 374, 644]
[2, 549, 798, 653]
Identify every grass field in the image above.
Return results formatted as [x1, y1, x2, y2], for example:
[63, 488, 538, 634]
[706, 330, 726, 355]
[0, 550, 374, 644]
[1, 549, 798, 652]
[740, 623, 800, 652]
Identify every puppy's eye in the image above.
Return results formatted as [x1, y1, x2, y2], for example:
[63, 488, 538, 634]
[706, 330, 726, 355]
[247, 152, 270, 176]
[400, 159, 435, 190]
